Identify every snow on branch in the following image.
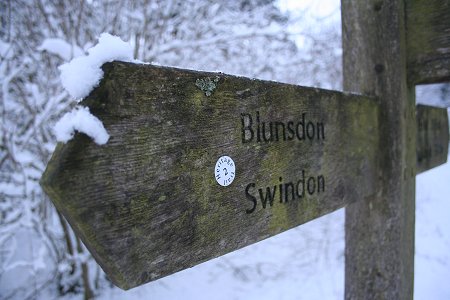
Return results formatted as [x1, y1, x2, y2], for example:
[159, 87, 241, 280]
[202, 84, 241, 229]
[152, 25, 286, 57]
[38, 38, 84, 61]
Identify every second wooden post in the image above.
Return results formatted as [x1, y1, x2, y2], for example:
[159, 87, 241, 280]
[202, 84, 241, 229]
[342, 0, 416, 298]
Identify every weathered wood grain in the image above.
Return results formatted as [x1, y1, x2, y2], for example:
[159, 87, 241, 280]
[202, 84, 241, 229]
[41, 62, 379, 290]
[342, 0, 416, 299]
[416, 104, 449, 173]
[406, 0, 450, 84]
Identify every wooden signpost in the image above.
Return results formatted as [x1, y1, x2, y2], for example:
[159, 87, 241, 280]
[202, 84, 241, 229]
[41, 0, 450, 297]
[41, 62, 380, 289]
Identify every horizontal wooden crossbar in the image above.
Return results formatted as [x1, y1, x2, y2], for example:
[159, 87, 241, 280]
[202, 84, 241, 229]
[416, 104, 449, 173]
[41, 62, 380, 289]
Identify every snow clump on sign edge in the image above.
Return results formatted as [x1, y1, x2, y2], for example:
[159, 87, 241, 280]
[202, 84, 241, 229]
[54, 106, 110, 145]
[59, 33, 134, 99]
[55, 33, 135, 145]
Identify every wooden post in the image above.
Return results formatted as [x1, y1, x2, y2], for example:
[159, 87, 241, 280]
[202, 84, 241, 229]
[342, 1, 416, 299]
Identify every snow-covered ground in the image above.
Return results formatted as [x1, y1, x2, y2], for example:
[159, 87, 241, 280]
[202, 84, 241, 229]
[415, 157, 450, 300]
[90, 154, 450, 300]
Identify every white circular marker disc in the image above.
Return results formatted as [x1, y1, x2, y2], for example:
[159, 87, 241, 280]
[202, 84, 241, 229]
[215, 156, 236, 187]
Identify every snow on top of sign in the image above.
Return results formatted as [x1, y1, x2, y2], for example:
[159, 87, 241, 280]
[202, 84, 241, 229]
[55, 33, 135, 145]
[59, 33, 134, 100]
[54, 106, 109, 145]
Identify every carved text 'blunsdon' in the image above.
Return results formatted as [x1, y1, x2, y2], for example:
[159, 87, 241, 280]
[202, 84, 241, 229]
[241, 111, 325, 143]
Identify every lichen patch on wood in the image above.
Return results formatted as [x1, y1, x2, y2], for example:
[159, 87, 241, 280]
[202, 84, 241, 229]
[195, 76, 220, 96]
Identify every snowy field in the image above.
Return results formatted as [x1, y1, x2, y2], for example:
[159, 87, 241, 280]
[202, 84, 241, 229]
[92, 154, 450, 300]
[415, 155, 450, 300]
